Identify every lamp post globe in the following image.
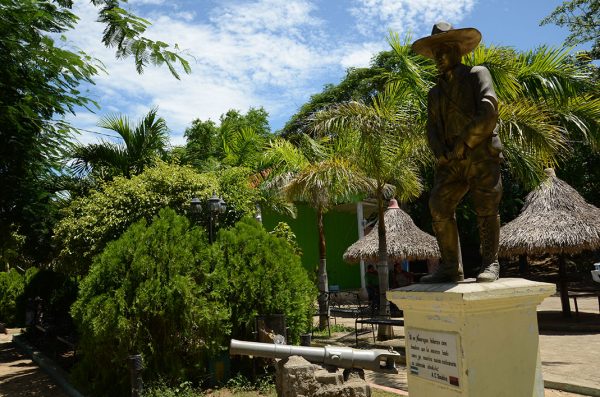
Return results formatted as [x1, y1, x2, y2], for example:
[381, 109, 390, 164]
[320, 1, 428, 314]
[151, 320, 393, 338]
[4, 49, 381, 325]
[190, 197, 202, 214]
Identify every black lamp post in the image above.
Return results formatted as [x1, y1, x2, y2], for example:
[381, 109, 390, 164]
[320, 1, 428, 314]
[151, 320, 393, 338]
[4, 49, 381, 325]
[190, 191, 226, 243]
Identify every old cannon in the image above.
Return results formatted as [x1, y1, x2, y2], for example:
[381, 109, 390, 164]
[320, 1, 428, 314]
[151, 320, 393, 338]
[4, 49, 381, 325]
[229, 339, 402, 373]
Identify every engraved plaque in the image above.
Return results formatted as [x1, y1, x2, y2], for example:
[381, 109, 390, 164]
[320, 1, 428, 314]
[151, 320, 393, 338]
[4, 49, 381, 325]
[406, 327, 460, 387]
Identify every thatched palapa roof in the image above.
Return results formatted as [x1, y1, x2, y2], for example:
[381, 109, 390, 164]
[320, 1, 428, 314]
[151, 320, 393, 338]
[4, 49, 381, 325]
[499, 168, 600, 257]
[343, 199, 440, 263]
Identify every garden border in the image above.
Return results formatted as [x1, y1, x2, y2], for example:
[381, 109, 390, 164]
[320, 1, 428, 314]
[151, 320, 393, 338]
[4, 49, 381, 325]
[12, 333, 85, 397]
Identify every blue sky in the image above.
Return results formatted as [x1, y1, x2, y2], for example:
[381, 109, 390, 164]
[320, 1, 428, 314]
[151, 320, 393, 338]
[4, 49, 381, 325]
[67, 0, 581, 147]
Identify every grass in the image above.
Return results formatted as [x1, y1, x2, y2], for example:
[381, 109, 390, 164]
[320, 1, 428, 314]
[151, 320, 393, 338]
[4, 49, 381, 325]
[144, 375, 402, 397]
[311, 323, 355, 336]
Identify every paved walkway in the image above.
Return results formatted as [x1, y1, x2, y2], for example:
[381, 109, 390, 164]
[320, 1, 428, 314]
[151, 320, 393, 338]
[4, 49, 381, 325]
[0, 330, 68, 397]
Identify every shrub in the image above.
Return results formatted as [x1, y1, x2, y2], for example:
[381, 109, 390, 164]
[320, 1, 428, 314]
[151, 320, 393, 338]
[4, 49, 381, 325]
[15, 268, 77, 329]
[54, 162, 259, 275]
[71, 208, 230, 396]
[215, 218, 316, 344]
[0, 269, 24, 326]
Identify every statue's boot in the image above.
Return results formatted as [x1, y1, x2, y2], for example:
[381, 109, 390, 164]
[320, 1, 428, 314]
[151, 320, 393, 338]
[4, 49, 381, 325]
[421, 219, 464, 283]
[476, 215, 500, 282]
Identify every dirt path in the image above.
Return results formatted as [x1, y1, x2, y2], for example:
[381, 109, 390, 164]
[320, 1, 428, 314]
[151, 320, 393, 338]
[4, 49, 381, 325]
[0, 331, 68, 397]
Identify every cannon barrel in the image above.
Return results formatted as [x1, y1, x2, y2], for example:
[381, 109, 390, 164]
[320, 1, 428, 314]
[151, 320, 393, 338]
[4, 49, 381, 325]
[230, 339, 401, 373]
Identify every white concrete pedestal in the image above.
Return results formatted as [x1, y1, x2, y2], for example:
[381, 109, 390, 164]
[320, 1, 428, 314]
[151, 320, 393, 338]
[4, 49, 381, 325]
[387, 278, 555, 397]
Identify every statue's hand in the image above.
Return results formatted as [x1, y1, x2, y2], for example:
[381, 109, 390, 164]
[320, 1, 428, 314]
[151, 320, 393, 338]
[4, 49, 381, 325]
[437, 152, 450, 165]
[450, 143, 467, 160]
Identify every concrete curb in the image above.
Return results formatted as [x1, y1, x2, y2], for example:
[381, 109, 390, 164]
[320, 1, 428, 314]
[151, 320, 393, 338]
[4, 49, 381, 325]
[544, 380, 600, 397]
[369, 383, 409, 395]
[12, 334, 86, 397]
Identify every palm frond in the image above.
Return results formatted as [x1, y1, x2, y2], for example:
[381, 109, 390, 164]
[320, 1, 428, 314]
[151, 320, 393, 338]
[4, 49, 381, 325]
[71, 140, 129, 177]
[464, 45, 521, 101]
[261, 138, 309, 174]
[386, 31, 436, 96]
[284, 157, 375, 209]
[498, 99, 569, 162]
[222, 126, 266, 169]
[515, 46, 590, 102]
[552, 95, 600, 149]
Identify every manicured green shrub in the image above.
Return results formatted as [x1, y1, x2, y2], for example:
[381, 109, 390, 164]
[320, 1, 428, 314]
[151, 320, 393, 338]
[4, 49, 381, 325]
[0, 269, 25, 326]
[71, 208, 230, 396]
[215, 218, 316, 344]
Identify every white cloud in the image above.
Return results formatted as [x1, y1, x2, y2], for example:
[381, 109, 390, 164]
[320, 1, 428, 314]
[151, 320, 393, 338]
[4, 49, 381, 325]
[339, 42, 386, 69]
[349, 0, 476, 37]
[66, 0, 342, 145]
[64, 0, 478, 147]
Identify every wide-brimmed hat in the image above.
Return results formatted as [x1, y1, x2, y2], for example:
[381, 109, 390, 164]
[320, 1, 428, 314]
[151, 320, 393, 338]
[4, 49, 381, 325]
[412, 21, 481, 59]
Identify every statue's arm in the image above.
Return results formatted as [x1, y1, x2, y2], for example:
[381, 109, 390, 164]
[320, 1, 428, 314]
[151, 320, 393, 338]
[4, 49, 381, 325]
[427, 88, 446, 160]
[461, 66, 499, 149]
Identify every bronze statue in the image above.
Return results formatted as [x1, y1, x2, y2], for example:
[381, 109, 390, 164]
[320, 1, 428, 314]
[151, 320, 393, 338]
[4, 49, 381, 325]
[412, 22, 502, 283]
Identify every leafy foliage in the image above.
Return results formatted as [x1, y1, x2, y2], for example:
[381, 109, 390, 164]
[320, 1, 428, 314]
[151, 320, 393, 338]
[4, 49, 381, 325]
[0, 0, 101, 265]
[15, 268, 77, 329]
[541, 0, 600, 60]
[71, 209, 230, 396]
[215, 218, 316, 343]
[71, 107, 169, 180]
[54, 162, 259, 275]
[0, 0, 190, 267]
[183, 108, 271, 171]
[90, 0, 191, 77]
[0, 270, 25, 326]
[269, 222, 302, 256]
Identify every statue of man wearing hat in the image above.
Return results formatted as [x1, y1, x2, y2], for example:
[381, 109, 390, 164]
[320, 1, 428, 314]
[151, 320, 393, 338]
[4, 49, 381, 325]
[412, 22, 503, 283]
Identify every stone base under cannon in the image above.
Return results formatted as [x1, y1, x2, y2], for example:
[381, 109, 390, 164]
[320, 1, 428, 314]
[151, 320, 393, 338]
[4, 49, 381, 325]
[275, 355, 371, 397]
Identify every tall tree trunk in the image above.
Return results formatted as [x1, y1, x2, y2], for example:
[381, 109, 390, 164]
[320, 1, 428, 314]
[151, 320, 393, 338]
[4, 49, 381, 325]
[317, 207, 329, 329]
[376, 190, 392, 340]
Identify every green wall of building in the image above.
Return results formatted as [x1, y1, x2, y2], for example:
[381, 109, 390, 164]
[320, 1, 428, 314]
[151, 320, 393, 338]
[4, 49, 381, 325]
[262, 204, 362, 290]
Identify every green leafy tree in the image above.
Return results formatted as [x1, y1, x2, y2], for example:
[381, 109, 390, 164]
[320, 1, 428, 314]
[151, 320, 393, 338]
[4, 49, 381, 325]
[71, 107, 169, 180]
[0, 0, 101, 265]
[71, 208, 229, 396]
[268, 135, 376, 329]
[183, 119, 221, 170]
[53, 162, 259, 274]
[183, 108, 271, 171]
[270, 222, 303, 256]
[310, 82, 424, 335]
[541, 0, 600, 60]
[463, 44, 600, 187]
[0, 269, 25, 326]
[280, 44, 424, 138]
[215, 218, 315, 342]
[0, 0, 189, 267]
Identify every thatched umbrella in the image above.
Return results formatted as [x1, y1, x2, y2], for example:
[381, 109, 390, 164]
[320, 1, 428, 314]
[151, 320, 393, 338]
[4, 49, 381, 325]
[499, 168, 600, 317]
[344, 199, 440, 263]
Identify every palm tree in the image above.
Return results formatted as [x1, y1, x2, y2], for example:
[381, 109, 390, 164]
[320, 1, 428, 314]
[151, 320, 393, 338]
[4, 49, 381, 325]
[262, 135, 375, 329]
[71, 107, 169, 179]
[462, 45, 599, 187]
[310, 81, 424, 338]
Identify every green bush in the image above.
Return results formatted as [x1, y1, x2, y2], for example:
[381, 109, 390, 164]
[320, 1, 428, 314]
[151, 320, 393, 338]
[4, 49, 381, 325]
[0, 269, 25, 326]
[54, 162, 259, 275]
[16, 268, 77, 328]
[143, 380, 201, 397]
[216, 218, 316, 344]
[71, 208, 230, 396]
